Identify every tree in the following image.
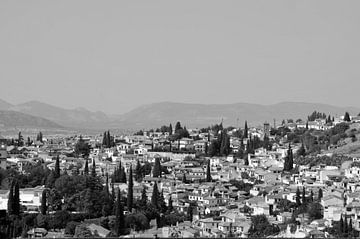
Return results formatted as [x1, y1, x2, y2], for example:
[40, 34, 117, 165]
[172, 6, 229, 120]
[115, 189, 125, 236]
[175, 122, 182, 132]
[74, 136, 90, 158]
[127, 166, 134, 212]
[206, 160, 211, 182]
[40, 190, 47, 215]
[244, 121, 248, 139]
[168, 195, 173, 213]
[344, 112, 351, 122]
[169, 123, 173, 135]
[54, 155, 60, 179]
[13, 180, 20, 216]
[182, 173, 187, 184]
[139, 187, 147, 209]
[7, 180, 14, 215]
[302, 187, 306, 205]
[17, 132, 24, 147]
[151, 182, 159, 209]
[307, 202, 323, 220]
[296, 187, 301, 207]
[153, 158, 161, 178]
[91, 159, 96, 178]
[248, 215, 280, 238]
[297, 143, 306, 157]
[284, 144, 294, 172]
[135, 160, 142, 182]
[318, 188, 323, 201]
[84, 159, 89, 175]
[187, 204, 193, 222]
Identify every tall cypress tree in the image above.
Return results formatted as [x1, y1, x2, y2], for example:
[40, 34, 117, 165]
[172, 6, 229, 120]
[168, 195, 173, 212]
[7, 180, 14, 215]
[54, 155, 60, 178]
[318, 188, 323, 201]
[340, 215, 344, 234]
[140, 187, 148, 209]
[135, 159, 142, 182]
[84, 159, 89, 175]
[284, 144, 293, 171]
[206, 160, 212, 182]
[153, 158, 161, 178]
[91, 159, 96, 177]
[296, 187, 301, 207]
[244, 121, 248, 139]
[302, 187, 306, 205]
[127, 166, 133, 212]
[40, 190, 47, 215]
[151, 182, 159, 209]
[169, 124, 173, 135]
[107, 131, 111, 148]
[115, 189, 125, 236]
[13, 180, 20, 216]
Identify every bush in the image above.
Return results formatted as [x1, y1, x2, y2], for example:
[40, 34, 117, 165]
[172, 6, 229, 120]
[65, 221, 80, 236]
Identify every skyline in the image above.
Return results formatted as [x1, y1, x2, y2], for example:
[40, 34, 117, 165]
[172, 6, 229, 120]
[1, 0, 360, 114]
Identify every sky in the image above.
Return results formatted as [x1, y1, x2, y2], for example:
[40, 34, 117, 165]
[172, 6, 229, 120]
[0, 0, 360, 114]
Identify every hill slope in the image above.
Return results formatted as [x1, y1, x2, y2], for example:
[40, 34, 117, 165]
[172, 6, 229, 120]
[0, 110, 63, 129]
[113, 101, 360, 129]
[10, 101, 109, 129]
[0, 99, 13, 110]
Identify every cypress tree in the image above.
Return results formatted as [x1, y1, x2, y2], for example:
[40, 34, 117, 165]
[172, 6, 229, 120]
[159, 190, 167, 213]
[7, 180, 14, 215]
[40, 190, 47, 215]
[169, 123, 173, 135]
[54, 155, 60, 178]
[296, 187, 301, 207]
[140, 187, 147, 209]
[151, 182, 159, 209]
[120, 167, 127, 183]
[318, 188, 323, 201]
[168, 195, 173, 212]
[206, 160, 211, 182]
[127, 166, 133, 212]
[182, 173, 187, 184]
[135, 159, 142, 182]
[284, 144, 294, 171]
[102, 131, 106, 146]
[340, 215, 344, 234]
[244, 121, 248, 139]
[349, 218, 353, 237]
[84, 159, 89, 175]
[187, 204, 193, 222]
[153, 158, 161, 178]
[13, 180, 20, 216]
[302, 187, 306, 205]
[344, 217, 349, 236]
[107, 130, 111, 148]
[91, 159, 96, 177]
[115, 189, 125, 236]
[344, 112, 351, 122]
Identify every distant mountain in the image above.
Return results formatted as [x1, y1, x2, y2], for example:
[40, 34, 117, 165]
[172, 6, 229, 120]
[0, 99, 13, 110]
[0, 110, 63, 129]
[112, 101, 360, 129]
[9, 101, 109, 129]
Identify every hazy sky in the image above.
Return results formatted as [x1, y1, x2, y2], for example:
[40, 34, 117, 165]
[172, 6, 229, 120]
[1, 1, 360, 114]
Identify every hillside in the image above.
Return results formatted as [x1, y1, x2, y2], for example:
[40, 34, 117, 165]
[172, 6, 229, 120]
[112, 101, 360, 129]
[0, 99, 13, 110]
[10, 101, 109, 129]
[0, 110, 63, 129]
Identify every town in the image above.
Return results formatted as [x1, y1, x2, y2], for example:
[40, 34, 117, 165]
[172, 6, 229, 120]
[1, 111, 360, 238]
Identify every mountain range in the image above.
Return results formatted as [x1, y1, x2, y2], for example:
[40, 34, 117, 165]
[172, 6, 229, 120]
[0, 99, 359, 131]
